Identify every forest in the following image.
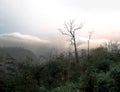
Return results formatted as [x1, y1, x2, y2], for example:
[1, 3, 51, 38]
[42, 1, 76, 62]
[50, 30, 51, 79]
[0, 41, 120, 92]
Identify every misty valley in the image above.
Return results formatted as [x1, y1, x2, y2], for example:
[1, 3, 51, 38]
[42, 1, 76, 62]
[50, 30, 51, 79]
[1, 0, 120, 92]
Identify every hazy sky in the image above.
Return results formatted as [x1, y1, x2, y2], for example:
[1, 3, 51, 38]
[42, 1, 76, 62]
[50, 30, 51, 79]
[0, 0, 120, 42]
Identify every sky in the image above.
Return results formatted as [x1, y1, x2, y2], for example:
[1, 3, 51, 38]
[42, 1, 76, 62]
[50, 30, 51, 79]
[0, 0, 120, 49]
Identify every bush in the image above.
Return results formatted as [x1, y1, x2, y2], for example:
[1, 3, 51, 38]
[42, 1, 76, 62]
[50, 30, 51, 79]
[51, 83, 77, 92]
[94, 60, 110, 73]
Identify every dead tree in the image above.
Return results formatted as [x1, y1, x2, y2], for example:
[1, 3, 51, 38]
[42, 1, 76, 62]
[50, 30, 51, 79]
[88, 31, 93, 61]
[59, 20, 83, 63]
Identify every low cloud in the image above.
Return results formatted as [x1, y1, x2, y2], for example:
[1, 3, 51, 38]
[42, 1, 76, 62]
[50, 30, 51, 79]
[0, 32, 117, 56]
[0, 32, 50, 43]
[77, 37, 109, 49]
[0, 32, 65, 56]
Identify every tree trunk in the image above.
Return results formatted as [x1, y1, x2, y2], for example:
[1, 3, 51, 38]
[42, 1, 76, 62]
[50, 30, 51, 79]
[88, 40, 89, 61]
[73, 36, 79, 63]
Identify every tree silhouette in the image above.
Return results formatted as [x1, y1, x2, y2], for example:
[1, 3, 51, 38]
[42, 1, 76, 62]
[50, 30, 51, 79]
[59, 20, 83, 63]
[88, 31, 93, 61]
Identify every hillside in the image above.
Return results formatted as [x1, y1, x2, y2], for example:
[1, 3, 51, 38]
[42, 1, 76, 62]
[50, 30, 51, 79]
[0, 47, 37, 63]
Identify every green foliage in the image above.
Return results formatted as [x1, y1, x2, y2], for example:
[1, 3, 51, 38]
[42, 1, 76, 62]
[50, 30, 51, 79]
[77, 66, 96, 92]
[51, 83, 77, 92]
[94, 59, 110, 73]
[39, 86, 49, 92]
[94, 72, 112, 92]
[0, 46, 120, 92]
[110, 65, 120, 92]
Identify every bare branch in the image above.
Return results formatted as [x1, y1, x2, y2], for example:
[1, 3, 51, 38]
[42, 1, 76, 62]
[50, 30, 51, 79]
[73, 26, 82, 32]
[64, 23, 70, 32]
[69, 21, 74, 32]
[58, 28, 72, 37]
[64, 21, 74, 37]
[73, 23, 83, 32]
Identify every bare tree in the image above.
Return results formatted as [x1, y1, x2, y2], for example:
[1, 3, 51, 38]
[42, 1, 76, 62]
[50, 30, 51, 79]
[59, 20, 83, 63]
[103, 40, 120, 53]
[88, 31, 94, 60]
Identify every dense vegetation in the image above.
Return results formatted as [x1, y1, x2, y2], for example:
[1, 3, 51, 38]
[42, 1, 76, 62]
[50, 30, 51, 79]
[0, 47, 36, 63]
[0, 42, 120, 92]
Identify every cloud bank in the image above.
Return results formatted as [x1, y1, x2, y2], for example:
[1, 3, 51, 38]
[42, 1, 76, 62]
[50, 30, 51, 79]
[0, 32, 65, 56]
[0, 32, 119, 57]
[0, 32, 50, 43]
